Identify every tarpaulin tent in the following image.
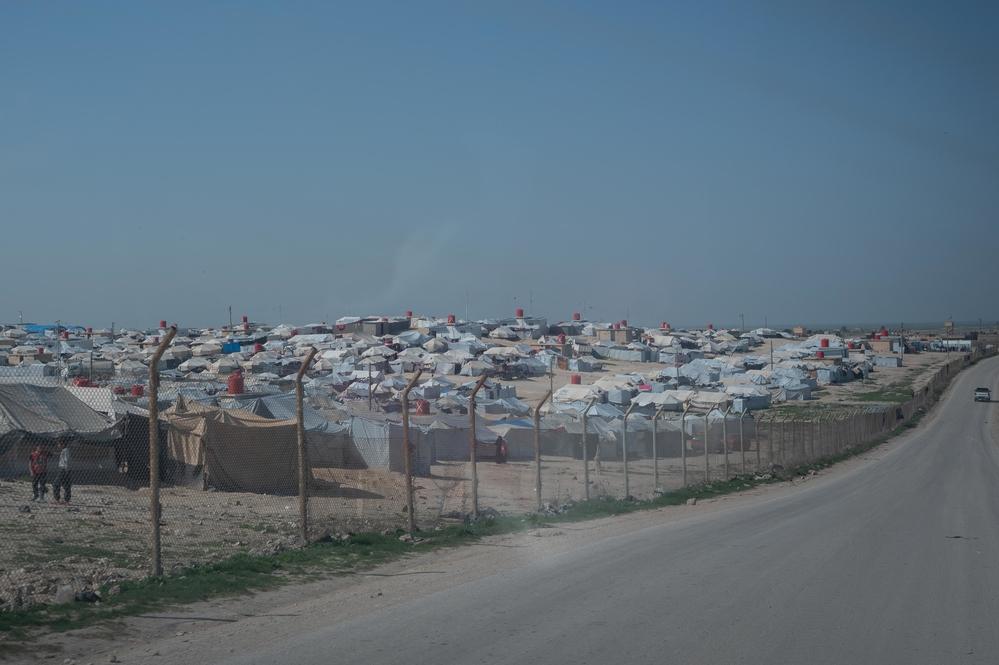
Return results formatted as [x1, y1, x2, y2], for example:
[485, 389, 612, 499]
[348, 416, 432, 475]
[162, 399, 304, 494]
[0, 384, 122, 480]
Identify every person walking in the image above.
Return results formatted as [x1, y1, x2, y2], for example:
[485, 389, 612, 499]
[29, 444, 49, 501]
[53, 441, 72, 504]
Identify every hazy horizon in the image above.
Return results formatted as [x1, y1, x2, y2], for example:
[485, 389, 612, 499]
[3, 2, 998, 328]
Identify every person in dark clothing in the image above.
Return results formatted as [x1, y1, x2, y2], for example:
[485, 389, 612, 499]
[495, 436, 508, 464]
[29, 444, 49, 501]
[53, 441, 72, 504]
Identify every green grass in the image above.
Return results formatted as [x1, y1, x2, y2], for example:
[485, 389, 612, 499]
[851, 382, 914, 404]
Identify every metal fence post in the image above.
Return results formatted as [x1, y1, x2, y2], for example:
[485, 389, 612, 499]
[754, 413, 761, 471]
[722, 406, 732, 480]
[401, 369, 423, 534]
[704, 410, 711, 483]
[681, 404, 690, 487]
[148, 326, 176, 577]
[652, 406, 664, 491]
[534, 390, 552, 511]
[468, 375, 488, 519]
[581, 399, 595, 500]
[739, 410, 747, 475]
[296, 347, 318, 544]
[623, 403, 636, 499]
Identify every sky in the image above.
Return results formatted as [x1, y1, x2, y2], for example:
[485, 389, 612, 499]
[2, 1, 998, 330]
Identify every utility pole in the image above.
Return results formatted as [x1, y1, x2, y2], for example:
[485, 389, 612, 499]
[367, 362, 373, 411]
[228, 305, 233, 331]
[770, 339, 775, 373]
[740, 313, 745, 332]
[764, 315, 768, 330]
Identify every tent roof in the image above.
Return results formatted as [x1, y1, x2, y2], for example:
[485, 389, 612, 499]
[0, 383, 118, 441]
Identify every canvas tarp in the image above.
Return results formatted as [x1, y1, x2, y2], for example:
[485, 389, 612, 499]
[162, 399, 303, 494]
[0, 383, 119, 442]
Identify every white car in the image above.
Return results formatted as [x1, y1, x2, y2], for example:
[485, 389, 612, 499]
[974, 387, 991, 402]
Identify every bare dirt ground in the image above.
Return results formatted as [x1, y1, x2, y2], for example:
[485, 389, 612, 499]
[0, 447, 775, 613]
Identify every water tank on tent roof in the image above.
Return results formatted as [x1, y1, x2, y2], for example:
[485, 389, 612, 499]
[130, 384, 144, 397]
[816, 350, 825, 359]
[621, 319, 628, 328]
[820, 338, 830, 348]
[557, 333, 567, 344]
[515, 308, 524, 318]
[707, 323, 714, 330]
[406, 310, 413, 318]
[447, 314, 456, 324]
[570, 374, 582, 385]
[254, 343, 264, 353]
[159, 320, 167, 329]
[572, 312, 581, 321]
[242, 315, 248, 323]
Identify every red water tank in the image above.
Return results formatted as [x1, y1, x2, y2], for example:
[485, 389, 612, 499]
[664, 322, 671, 330]
[61, 331, 69, 340]
[36, 346, 44, 355]
[621, 319, 628, 328]
[254, 343, 264, 353]
[847, 342, 855, 350]
[227, 370, 245, 395]
[291, 328, 299, 336]
[159, 320, 167, 329]
[112, 386, 127, 395]
[415, 399, 430, 415]
[447, 314, 456, 324]
[242, 315, 248, 324]
[572, 312, 581, 321]
[515, 308, 524, 318]
[707, 323, 714, 330]
[557, 333, 567, 344]
[130, 384, 144, 397]
[660, 321, 667, 330]
[613, 323, 621, 330]
[243, 322, 249, 332]
[406, 310, 413, 318]
[820, 338, 830, 348]
[570, 374, 582, 385]
[816, 350, 825, 359]
[86, 327, 92, 336]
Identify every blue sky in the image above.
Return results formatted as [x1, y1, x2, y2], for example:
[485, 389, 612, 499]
[3, 1, 998, 329]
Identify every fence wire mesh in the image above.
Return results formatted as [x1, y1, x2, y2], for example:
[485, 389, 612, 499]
[0, 344, 984, 611]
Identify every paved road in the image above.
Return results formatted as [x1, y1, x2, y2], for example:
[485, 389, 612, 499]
[230, 357, 999, 665]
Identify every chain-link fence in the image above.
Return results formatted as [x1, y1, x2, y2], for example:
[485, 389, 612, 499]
[0, 337, 987, 611]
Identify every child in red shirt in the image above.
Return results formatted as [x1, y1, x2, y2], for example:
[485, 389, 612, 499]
[29, 444, 49, 501]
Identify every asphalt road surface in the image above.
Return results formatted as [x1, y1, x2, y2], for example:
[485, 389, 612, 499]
[188, 357, 999, 664]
